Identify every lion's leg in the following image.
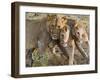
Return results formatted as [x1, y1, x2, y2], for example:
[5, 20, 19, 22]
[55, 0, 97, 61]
[75, 41, 88, 59]
[69, 40, 75, 65]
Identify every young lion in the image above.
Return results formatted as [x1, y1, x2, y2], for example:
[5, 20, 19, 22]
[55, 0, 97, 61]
[60, 20, 89, 65]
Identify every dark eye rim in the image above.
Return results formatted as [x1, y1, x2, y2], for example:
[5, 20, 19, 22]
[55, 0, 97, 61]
[77, 32, 80, 35]
[58, 26, 60, 28]
[82, 34, 85, 37]
[60, 34, 64, 38]
[51, 24, 54, 27]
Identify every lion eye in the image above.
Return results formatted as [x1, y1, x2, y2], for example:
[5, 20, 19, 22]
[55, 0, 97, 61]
[62, 16, 66, 20]
[65, 27, 67, 31]
[58, 26, 60, 28]
[82, 34, 85, 38]
[51, 25, 55, 29]
[77, 32, 80, 35]
[51, 24, 54, 27]
[76, 27, 79, 30]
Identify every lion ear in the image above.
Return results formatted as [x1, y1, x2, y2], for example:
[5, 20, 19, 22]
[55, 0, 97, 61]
[74, 23, 77, 27]
[62, 16, 67, 20]
[82, 33, 88, 42]
[74, 23, 78, 28]
[75, 23, 80, 30]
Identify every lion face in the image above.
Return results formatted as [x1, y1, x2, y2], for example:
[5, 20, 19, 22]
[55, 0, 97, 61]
[60, 27, 69, 47]
[57, 15, 67, 29]
[74, 22, 88, 43]
[47, 14, 60, 40]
